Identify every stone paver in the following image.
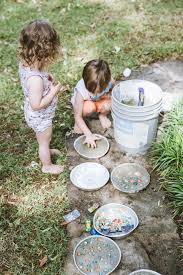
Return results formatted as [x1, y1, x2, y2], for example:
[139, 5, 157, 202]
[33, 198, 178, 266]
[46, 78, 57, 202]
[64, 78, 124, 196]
[64, 61, 183, 275]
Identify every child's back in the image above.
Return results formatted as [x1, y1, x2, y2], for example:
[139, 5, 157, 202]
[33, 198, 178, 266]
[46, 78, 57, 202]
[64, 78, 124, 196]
[19, 64, 57, 132]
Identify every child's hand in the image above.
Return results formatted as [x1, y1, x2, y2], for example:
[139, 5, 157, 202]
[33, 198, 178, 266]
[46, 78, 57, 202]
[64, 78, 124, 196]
[59, 85, 68, 93]
[48, 74, 58, 86]
[83, 134, 101, 148]
[50, 82, 61, 95]
[51, 82, 68, 95]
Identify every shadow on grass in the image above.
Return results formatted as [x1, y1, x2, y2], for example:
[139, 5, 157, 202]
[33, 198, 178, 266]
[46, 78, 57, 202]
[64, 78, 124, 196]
[0, 201, 68, 274]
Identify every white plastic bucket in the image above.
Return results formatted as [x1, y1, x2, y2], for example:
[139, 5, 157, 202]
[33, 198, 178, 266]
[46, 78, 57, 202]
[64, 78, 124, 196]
[112, 80, 162, 155]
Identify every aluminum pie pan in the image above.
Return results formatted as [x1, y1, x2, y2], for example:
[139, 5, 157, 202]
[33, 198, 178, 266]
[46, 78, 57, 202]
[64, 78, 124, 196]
[73, 235, 121, 275]
[111, 163, 150, 193]
[129, 269, 161, 275]
[70, 162, 109, 191]
[93, 203, 139, 239]
[74, 134, 110, 159]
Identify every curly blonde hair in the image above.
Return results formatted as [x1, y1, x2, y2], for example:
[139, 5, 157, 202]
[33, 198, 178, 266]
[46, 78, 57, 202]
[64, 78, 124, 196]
[18, 19, 60, 68]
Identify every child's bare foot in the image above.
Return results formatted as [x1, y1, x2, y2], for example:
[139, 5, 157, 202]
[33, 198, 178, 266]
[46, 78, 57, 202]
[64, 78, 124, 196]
[50, 149, 61, 156]
[42, 164, 64, 175]
[99, 114, 111, 129]
[73, 123, 83, 134]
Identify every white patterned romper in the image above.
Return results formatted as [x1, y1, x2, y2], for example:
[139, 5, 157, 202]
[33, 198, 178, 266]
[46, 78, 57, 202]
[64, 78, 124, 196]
[19, 64, 57, 133]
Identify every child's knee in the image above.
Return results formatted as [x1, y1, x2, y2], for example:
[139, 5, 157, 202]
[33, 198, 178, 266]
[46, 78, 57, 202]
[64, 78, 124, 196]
[96, 100, 111, 113]
[83, 101, 96, 116]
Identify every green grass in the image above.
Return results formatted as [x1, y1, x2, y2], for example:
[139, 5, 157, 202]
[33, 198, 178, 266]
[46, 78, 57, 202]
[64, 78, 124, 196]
[152, 102, 183, 216]
[153, 105, 183, 178]
[0, 0, 183, 273]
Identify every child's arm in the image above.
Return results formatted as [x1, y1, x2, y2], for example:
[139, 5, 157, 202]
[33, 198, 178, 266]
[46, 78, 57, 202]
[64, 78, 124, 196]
[107, 77, 116, 97]
[74, 92, 100, 148]
[111, 77, 116, 86]
[109, 77, 116, 92]
[28, 76, 61, 111]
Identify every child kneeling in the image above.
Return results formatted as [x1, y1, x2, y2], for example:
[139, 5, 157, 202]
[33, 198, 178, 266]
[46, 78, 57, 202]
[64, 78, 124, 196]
[71, 59, 114, 148]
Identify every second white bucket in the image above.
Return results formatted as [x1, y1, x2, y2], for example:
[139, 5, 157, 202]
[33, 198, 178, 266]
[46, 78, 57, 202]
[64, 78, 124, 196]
[112, 80, 162, 155]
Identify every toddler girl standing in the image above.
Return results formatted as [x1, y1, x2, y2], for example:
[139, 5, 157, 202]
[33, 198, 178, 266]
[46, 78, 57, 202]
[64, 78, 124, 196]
[18, 20, 65, 174]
